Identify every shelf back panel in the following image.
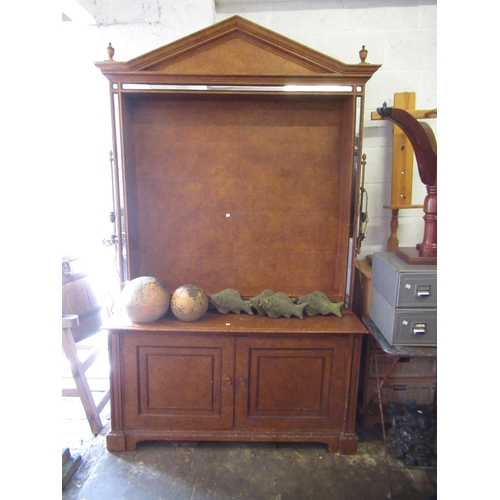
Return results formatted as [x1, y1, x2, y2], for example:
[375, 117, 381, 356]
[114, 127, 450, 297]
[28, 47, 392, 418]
[122, 93, 355, 301]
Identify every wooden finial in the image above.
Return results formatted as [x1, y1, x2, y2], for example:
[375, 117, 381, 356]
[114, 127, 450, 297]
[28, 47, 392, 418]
[107, 43, 115, 61]
[358, 45, 368, 64]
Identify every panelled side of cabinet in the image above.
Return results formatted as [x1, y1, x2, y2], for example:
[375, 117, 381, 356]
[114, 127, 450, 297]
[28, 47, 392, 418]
[106, 330, 126, 452]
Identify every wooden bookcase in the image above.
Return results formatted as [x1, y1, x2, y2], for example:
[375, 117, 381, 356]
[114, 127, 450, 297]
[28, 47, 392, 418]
[96, 16, 380, 453]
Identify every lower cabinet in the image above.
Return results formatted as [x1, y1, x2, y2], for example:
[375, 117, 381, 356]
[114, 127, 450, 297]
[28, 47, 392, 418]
[106, 327, 363, 454]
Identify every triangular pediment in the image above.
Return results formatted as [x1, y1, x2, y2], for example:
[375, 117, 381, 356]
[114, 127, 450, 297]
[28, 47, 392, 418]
[140, 36, 320, 76]
[96, 16, 380, 81]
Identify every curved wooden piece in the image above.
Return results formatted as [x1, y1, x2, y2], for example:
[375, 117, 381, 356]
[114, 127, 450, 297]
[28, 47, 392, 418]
[377, 103, 437, 260]
[377, 104, 437, 186]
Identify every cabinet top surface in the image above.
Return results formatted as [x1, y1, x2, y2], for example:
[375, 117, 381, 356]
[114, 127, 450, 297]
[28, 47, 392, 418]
[103, 310, 368, 335]
[373, 252, 437, 274]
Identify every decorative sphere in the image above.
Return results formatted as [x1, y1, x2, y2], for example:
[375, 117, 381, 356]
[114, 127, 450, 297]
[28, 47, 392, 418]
[121, 276, 170, 323]
[171, 284, 209, 322]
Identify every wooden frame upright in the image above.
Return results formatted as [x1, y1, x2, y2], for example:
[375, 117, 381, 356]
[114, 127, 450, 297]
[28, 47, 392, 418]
[96, 16, 380, 453]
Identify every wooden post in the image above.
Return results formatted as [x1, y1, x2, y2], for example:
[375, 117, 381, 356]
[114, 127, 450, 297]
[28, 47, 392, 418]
[390, 92, 416, 207]
[387, 208, 400, 252]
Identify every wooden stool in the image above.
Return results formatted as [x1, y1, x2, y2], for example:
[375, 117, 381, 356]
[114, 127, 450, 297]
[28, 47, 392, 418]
[62, 256, 110, 435]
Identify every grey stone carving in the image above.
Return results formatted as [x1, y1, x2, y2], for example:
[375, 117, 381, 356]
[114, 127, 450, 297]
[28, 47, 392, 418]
[249, 289, 275, 316]
[296, 291, 343, 317]
[259, 292, 307, 319]
[208, 288, 254, 315]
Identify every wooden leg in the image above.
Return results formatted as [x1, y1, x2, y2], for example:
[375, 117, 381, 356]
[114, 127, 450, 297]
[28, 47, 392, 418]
[339, 434, 359, 454]
[323, 437, 340, 453]
[106, 431, 127, 451]
[418, 185, 437, 258]
[62, 327, 104, 435]
[387, 208, 399, 252]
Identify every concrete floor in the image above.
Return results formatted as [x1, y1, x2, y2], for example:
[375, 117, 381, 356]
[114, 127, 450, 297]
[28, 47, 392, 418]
[62, 333, 437, 500]
[63, 425, 436, 500]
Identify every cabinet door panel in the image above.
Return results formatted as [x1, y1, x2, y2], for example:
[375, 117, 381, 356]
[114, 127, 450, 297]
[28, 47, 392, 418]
[122, 333, 234, 430]
[235, 336, 349, 431]
[252, 350, 330, 415]
[139, 346, 220, 414]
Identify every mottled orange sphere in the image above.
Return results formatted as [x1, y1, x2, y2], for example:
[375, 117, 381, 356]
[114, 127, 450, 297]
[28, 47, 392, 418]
[121, 276, 170, 323]
[171, 284, 209, 322]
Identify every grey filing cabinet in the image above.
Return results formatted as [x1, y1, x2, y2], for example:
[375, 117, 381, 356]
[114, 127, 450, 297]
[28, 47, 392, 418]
[369, 252, 437, 346]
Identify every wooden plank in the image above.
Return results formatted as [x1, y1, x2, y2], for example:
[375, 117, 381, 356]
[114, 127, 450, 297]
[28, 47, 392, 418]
[391, 92, 416, 207]
[371, 108, 437, 120]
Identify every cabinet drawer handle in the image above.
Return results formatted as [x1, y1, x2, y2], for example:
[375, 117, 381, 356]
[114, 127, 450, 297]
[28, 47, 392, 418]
[415, 286, 431, 298]
[393, 385, 408, 392]
[412, 323, 427, 335]
[224, 377, 232, 386]
[238, 377, 246, 385]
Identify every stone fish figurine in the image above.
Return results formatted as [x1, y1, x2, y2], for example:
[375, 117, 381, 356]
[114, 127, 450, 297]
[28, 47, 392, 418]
[296, 291, 343, 317]
[208, 288, 253, 315]
[249, 289, 275, 316]
[260, 292, 306, 319]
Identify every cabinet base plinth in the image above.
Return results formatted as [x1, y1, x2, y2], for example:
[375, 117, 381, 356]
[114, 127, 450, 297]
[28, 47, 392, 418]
[106, 431, 126, 452]
[107, 430, 359, 454]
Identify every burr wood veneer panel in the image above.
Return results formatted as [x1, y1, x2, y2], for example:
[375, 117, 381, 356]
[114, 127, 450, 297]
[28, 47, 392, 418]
[123, 94, 354, 300]
[122, 333, 235, 430]
[235, 336, 348, 431]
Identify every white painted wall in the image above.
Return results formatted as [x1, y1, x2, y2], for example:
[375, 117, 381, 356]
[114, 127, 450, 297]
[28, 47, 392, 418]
[213, 1, 437, 260]
[63, 0, 437, 261]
